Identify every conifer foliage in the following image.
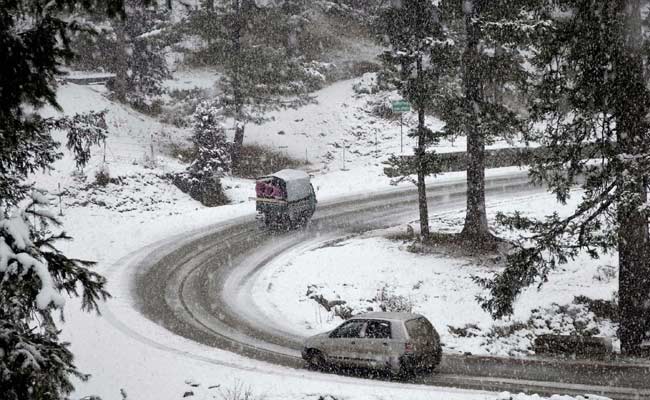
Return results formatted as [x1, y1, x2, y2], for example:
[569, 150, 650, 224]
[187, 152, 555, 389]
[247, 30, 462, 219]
[53, 110, 109, 171]
[190, 102, 232, 178]
[377, 0, 454, 239]
[110, 1, 170, 111]
[438, 0, 531, 245]
[72, 0, 171, 112]
[189, 0, 315, 168]
[1, 0, 125, 397]
[173, 101, 231, 207]
[1, 0, 120, 205]
[477, 0, 650, 354]
[0, 194, 110, 400]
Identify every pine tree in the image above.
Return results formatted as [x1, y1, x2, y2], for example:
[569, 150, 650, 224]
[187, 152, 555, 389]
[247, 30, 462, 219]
[438, 0, 531, 247]
[71, 0, 170, 111]
[378, 0, 454, 239]
[173, 101, 230, 207]
[0, 195, 110, 400]
[112, 1, 170, 110]
[1, 0, 122, 205]
[189, 102, 232, 178]
[477, 0, 650, 354]
[1, 0, 131, 397]
[189, 0, 315, 169]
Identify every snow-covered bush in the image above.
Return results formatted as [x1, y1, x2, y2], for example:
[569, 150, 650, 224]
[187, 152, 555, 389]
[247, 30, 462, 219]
[160, 88, 207, 128]
[301, 61, 334, 91]
[352, 72, 378, 95]
[363, 90, 402, 119]
[306, 283, 414, 320]
[95, 164, 111, 186]
[474, 303, 616, 356]
[0, 191, 109, 400]
[374, 284, 413, 313]
[173, 171, 228, 207]
[218, 380, 258, 400]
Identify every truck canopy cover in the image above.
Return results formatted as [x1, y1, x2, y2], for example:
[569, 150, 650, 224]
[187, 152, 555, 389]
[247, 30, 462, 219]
[262, 169, 312, 202]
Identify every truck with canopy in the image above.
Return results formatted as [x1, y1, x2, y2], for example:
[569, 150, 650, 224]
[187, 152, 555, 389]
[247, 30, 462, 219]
[254, 169, 317, 228]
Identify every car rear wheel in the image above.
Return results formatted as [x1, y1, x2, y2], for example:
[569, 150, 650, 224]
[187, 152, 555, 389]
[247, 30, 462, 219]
[421, 346, 443, 374]
[397, 358, 416, 380]
[432, 345, 442, 367]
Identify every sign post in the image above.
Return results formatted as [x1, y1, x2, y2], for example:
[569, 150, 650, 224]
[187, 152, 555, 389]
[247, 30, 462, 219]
[391, 100, 411, 154]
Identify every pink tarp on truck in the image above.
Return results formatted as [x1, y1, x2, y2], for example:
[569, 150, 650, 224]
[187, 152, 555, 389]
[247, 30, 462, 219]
[255, 169, 312, 202]
[255, 180, 285, 199]
[255, 169, 316, 229]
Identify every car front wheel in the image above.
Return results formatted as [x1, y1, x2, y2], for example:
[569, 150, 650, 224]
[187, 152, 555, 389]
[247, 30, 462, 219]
[306, 350, 327, 371]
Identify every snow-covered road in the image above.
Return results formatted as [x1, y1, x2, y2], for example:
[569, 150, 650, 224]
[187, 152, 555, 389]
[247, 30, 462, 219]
[107, 171, 650, 400]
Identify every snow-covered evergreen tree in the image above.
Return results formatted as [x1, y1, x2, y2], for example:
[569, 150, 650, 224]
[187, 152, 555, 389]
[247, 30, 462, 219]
[437, 0, 533, 246]
[378, 0, 455, 239]
[173, 101, 230, 206]
[189, 0, 315, 168]
[0, 193, 110, 400]
[189, 101, 232, 178]
[477, 0, 650, 354]
[71, 1, 171, 112]
[0, 0, 124, 397]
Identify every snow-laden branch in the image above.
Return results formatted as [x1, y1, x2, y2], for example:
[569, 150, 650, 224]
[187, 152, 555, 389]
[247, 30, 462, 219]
[0, 193, 66, 310]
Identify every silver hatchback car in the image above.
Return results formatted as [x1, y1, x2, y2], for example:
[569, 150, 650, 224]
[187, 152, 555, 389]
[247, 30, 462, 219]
[302, 312, 442, 376]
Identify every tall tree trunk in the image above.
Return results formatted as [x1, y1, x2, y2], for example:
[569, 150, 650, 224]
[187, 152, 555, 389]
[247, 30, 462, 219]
[615, 0, 650, 354]
[460, 1, 491, 244]
[416, 56, 430, 240]
[232, 124, 245, 169]
[113, 22, 128, 103]
[231, 0, 245, 169]
[618, 181, 650, 353]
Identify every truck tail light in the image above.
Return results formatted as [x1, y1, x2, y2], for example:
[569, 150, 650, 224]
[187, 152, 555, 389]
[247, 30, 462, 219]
[405, 342, 415, 353]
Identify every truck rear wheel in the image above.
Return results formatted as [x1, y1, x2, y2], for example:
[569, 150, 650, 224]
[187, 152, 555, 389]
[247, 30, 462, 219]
[263, 214, 273, 227]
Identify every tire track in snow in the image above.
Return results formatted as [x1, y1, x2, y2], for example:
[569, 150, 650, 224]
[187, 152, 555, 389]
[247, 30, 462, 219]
[105, 172, 650, 399]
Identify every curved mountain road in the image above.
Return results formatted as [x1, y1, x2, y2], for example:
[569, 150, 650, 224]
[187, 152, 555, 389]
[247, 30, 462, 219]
[128, 172, 650, 400]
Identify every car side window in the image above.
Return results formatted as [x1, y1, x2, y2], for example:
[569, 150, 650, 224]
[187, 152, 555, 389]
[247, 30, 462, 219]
[365, 320, 392, 339]
[330, 320, 366, 339]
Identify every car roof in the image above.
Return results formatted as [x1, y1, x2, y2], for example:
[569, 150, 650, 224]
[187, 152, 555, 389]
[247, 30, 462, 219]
[349, 312, 425, 322]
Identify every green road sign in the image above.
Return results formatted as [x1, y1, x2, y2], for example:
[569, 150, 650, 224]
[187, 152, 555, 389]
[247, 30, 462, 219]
[391, 100, 411, 113]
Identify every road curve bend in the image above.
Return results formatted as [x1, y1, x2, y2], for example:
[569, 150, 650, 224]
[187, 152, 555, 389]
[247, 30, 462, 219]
[130, 172, 650, 400]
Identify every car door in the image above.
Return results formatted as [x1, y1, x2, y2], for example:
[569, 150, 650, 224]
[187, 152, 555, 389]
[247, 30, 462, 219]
[322, 319, 367, 368]
[358, 319, 394, 369]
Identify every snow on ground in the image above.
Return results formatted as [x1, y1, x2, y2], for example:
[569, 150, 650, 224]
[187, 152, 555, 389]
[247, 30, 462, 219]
[243, 73, 518, 175]
[26, 76, 602, 400]
[253, 191, 619, 357]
